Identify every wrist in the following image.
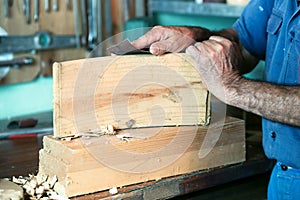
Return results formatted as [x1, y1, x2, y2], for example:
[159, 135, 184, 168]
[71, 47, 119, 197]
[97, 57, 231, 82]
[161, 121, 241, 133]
[188, 26, 213, 42]
[224, 74, 247, 106]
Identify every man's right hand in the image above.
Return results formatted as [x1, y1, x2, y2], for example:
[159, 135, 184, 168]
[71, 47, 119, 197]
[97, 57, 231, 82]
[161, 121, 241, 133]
[131, 26, 211, 55]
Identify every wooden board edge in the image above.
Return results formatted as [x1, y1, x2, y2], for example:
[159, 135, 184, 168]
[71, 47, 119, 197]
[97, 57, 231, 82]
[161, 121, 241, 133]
[53, 62, 62, 138]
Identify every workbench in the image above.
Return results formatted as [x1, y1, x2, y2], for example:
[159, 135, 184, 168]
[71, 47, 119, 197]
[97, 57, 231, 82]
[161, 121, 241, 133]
[0, 113, 274, 199]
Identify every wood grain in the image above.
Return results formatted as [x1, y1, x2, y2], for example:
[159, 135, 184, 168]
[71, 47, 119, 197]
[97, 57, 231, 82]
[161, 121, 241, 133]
[39, 116, 245, 197]
[53, 53, 210, 137]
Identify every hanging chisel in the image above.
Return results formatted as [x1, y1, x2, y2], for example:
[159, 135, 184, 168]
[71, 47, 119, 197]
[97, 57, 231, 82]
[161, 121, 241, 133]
[53, 0, 58, 11]
[8, 0, 13, 7]
[45, 0, 49, 12]
[22, 0, 26, 14]
[25, 0, 30, 24]
[3, 0, 8, 17]
[66, 0, 71, 10]
[34, 0, 39, 22]
[80, 0, 87, 46]
[73, 0, 80, 47]
[0, 57, 34, 68]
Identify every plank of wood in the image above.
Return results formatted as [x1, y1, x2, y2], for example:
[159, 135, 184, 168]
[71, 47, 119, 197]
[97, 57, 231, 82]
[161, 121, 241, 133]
[38, 116, 245, 197]
[53, 53, 210, 137]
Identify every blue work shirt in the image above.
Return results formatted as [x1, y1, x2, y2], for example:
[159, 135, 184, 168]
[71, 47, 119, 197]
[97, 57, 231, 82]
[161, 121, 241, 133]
[233, 0, 300, 168]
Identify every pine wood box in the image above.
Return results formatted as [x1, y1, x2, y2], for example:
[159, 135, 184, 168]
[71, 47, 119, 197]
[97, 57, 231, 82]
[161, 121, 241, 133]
[52, 53, 210, 138]
[38, 54, 246, 197]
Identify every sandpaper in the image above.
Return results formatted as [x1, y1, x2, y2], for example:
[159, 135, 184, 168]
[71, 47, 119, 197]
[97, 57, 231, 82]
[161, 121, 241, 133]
[107, 39, 150, 55]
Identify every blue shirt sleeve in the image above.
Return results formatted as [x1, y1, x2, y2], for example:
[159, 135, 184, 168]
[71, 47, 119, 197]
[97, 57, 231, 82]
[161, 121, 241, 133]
[233, 0, 274, 59]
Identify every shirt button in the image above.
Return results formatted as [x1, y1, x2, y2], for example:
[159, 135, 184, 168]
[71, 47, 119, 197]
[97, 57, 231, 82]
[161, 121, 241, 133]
[271, 132, 276, 139]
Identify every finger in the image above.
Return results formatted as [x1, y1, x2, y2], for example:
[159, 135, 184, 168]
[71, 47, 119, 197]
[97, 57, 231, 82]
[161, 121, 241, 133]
[150, 42, 165, 55]
[201, 39, 223, 51]
[150, 39, 180, 55]
[208, 36, 233, 49]
[208, 35, 229, 43]
[186, 44, 203, 60]
[131, 26, 163, 50]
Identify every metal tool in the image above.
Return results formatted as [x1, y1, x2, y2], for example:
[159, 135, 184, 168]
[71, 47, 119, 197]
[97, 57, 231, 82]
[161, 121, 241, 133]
[22, 0, 26, 14]
[25, 0, 30, 24]
[73, 0, 80, 47]
[87, 0, 100, 51]
[0, 31, 82, 54]
[0, 57, 34, 68]
[53, 0, 58, 11]
[104, 0, 112, 39]
[34, 0, 39, 22]
[45, 0, 49, 12]
[66, 0, 71, 9]
[96, 0, 102, 45]
[3, 0, 8, 17]
[8, 0, 13, 7]
[87, 0, 95, 50]
[80, 0, 87, 47]
[122, 0, 130, 22]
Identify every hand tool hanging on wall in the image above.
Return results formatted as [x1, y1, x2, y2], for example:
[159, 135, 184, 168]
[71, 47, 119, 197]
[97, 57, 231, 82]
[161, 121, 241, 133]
[80, 0, 87, 47]
[86, 0, 102, 52]
[3, 0, 8, 17]
[8, 0, 13, 7]
[73, 0, 80, 47]
[0, 31, 82, 54]
[45, 0, 49, 12]
[104, 0, 112, 39]
[53, 0, 58, 11]
[34, 0, 39, 22]
[25, 0, 30, 24]
[66, 0, 71, 9]
[87, 0, 96, 50]
[22, 0, 26, 14]
[0, 57, 34, 68]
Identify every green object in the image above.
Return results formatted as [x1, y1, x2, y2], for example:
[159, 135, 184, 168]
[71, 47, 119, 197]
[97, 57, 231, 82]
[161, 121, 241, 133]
[37, 32, 52, 47]
[0, 77, 53, 120]
[152, 12, 237, 29]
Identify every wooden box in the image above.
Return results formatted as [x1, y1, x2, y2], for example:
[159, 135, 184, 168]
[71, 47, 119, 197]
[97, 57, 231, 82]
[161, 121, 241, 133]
[42, 54, 245, 197]
[53, 53, 210, 138]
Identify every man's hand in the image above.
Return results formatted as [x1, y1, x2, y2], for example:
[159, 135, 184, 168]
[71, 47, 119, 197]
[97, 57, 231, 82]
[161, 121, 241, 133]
[186, 36, 243, 104]
[131, 26, 211, 55]
[187, 36, 300, 127]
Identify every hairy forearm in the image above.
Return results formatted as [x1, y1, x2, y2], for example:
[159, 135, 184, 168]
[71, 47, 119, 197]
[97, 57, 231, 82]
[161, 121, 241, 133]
[227, 77, 300, 127]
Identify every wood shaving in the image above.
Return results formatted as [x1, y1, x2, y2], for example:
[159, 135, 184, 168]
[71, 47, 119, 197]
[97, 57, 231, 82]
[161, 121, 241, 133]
[11, 174, 67, 200]
[116, 132, 147, 142]
[109, 187, 118, 195]
[60, 124, 117, 141]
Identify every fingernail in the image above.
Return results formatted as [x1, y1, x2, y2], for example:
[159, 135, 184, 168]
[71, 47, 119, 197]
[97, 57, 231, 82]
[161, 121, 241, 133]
[150, 46, 160, 55]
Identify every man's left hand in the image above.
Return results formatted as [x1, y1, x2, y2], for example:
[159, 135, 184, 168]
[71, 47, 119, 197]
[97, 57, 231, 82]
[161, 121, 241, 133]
[186, 36, 243, 104]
